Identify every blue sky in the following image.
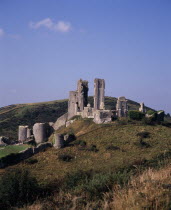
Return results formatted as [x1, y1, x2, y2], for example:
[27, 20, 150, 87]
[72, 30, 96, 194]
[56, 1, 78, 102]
[0, 0, 171, 113]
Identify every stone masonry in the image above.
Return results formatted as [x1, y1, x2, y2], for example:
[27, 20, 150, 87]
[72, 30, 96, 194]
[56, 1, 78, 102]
[94, 78, 105, 110]
[68, 79, 88, 120]
[116, 97, 128, 117]
[139, 102, 146, 113]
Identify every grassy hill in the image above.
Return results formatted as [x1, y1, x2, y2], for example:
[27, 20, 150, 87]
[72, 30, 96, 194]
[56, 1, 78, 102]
[1, 118, 171, 209]
[0, 96, 154, 140]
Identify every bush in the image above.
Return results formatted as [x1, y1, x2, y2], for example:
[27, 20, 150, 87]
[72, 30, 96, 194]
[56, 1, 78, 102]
[128, 110, 145, 121]
[157, 110, 165, 122]
[25, 158, 38, 165]
[116, 118, 128, 125]
[26, 139, 37, 147]
[138, 138, 150, 148]
[70, 115, 82, 121]
[142, 117, 154, 125]
[136, 132, 150, 148]
[137, 131, 150, 138]
[58, 154, 74, 162]
[88, 145, 99, 152]
[74, 140, 87, 147]
[106, 145, 120, 151]
[0, 169, 40, 208]
[147, 110, 155, 115]
[64, 170, 91, 190]
[80, 171, 130, 199]
[146, 110, 158, 122]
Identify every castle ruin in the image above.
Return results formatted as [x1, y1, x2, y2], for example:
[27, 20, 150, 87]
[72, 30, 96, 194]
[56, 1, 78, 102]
[17, 78, 148, 144]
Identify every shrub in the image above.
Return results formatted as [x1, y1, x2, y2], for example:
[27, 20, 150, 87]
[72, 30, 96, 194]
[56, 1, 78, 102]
[157, 110, 165, 122]
[146, 110, 158, 122]
[137, 131, 150, 138]
[132, 158, 147, 166]
[58, 154, 74, 162]
[136, 132, 150, 148]
[106, 145, 120, 151]
[63, 170, 91, 190]
[139, 138, 150, 148]
[25, 139, 37, 147]
[116, 118, 128, 125]
[161, 121, 171, 127]
[70, 115, 82, 121]
[142, 117, 154, 125]
[88, 145, 99, 152]
[147, 110, 155, 115]
[74, 140, 87, 147]
[25, 158, 38, 165]
[0, 169, 40, 208]
[80, 171, 131, 199]
[128, 110, 145, 121]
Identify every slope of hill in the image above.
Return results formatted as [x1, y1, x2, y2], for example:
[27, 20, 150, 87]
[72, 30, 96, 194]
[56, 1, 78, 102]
[1, 118, 171, 209]
[0, 96, 153, 140]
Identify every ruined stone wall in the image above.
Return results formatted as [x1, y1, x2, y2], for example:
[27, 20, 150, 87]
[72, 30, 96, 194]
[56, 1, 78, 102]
[94, 78, 105, 110]
[53, 113, 68, 130]
[77, 79, 88, 111]
[93, 110, 112, 124]
[116, 97, 128, 117]
[139, 103, 146, 113]
[54, 133, 64, 149]
[68, 91, 78, 120]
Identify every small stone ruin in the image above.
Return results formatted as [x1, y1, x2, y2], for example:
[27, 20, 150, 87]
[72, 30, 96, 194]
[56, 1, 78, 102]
[116, 97, 128, 117]
[139, 102, 146, 113]
[18, 126, 30, 142]
[54, 133, 64, 149]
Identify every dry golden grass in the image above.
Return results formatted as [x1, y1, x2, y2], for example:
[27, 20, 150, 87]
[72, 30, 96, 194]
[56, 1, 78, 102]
[111, 164, 171, 210]
[19, 163, 171, 210]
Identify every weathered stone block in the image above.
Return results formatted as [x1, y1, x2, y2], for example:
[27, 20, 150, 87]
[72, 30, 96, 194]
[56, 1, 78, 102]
[93, 110, 112, 124]
[53, 113, 68, 130]
[54, 134, 64, 149]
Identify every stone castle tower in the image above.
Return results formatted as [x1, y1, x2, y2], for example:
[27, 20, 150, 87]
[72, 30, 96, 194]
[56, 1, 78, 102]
[94, 78, 105, 110]
[68, 79, 88, 119]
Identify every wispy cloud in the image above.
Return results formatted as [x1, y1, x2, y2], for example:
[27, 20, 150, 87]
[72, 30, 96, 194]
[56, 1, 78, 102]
[0, 28, 5, 38]
[29, 18, 72, 33]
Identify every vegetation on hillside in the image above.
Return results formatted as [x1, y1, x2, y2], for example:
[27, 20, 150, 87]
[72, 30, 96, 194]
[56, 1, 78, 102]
[0, 100, 68, 140]
[0, 118, 171, 208]
[0, 97, 170, 209]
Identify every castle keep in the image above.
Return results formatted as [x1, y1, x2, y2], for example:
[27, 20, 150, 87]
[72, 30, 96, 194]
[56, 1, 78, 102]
[68, 79, 88, 119]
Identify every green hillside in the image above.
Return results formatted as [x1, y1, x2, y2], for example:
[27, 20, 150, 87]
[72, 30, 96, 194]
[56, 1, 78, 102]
[0, 96, 153, 140]
[1, 118, 171, 209]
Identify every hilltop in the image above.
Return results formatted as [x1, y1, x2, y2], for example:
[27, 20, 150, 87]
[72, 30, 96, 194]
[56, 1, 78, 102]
[0, 96, 154, 140]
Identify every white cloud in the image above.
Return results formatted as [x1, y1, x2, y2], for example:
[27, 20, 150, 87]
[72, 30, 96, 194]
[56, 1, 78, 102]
[29, 18, 72, 33]
[0, 28, 4, 37]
